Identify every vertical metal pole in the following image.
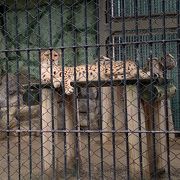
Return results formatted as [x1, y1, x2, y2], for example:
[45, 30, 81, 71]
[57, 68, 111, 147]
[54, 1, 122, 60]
[36, 0, 44, 179]
[60, 1, 67, 179]
[83, 1, 91, 179]
[177, 0, 180, 134]
[134, 0, 143, 178]
[96, 1, 104, 180]
[3, 1, 11, 179]
[48, 0, 56, 178]
[108, 1, 116, 179]
[162, 0, 171, 178]
[147, 0, 157, 178]
[71, 3, 81, 179]
[25, 0, 32, 179]
[121, 0, 130, 179]
[14, 1, 21, 179]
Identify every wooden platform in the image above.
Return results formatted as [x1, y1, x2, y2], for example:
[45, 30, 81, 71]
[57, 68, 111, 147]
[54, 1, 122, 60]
[37, 78, 175, 179]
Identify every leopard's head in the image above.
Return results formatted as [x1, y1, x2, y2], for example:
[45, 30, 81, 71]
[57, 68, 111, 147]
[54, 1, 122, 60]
[160, 53, 176, 70]
[40, 49, 61, 66]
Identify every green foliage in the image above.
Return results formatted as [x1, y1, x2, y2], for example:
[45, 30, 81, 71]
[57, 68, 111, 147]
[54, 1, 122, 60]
[0, 1, 97, 79]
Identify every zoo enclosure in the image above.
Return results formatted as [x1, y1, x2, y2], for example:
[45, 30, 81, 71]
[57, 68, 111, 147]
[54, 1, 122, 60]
[0, 0, 180, 180]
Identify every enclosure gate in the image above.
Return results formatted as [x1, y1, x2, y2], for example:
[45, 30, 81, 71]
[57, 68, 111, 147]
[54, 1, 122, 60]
[0, 0, 180, 180]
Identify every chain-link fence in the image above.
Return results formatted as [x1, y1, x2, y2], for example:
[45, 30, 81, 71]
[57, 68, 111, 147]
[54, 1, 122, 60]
[0, 0, 180, 179]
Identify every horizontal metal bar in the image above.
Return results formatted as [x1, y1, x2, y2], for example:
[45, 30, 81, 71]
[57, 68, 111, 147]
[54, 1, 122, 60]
[113, 12, 177, 20]
[22, 83, 52, 89]
[0, 39, 179, 53]
[0, 129, 180, 134]
[23, 78, 168, 90]
[70, 78, 168, 87]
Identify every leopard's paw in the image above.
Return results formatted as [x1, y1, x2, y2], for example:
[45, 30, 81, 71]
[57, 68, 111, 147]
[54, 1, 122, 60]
[145, 71, 151, 77]
[65, 86, 74, 95]
[53, 80, 61, 88]
[42, 77, 50, 83]
[41, 73, 51, 83]
[153, 72, 161, 78]
[146, 71, 151, 76]
[139, 70, 151, 79]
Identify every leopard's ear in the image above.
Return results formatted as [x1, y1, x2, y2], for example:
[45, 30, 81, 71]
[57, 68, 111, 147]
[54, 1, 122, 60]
[53, 49, 62, 59]
[54, 49, 62, 57]
[40, 49, 46, 52]
[166, 53, 174, 59]
[40, 49, 48, 54]
[160, 54, 176, 70]
[40, 50, 51, 62]
[40, 50, 49, 58]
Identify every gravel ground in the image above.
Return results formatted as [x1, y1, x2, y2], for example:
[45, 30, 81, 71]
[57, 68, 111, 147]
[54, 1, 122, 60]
[0, 133, 179, 180]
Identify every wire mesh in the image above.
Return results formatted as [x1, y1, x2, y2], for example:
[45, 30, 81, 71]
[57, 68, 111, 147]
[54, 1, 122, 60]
[0, 0, 179, 179]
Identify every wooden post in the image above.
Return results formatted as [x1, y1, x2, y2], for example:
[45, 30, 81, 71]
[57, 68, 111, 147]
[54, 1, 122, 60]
[114, 86, 124, 133]
[164, 100, 175, 140]
[42, 87, 81, 175]
[65, 95, 76, 165]
[141, 83, 175, 174]
[126, 85, 150, 179]
[154, 101, 166, 174]
[64, 94, 81, 169]
[42, 88, 58, 172]
[142, 100, 166, 176]
[101, 86, 124, 144]
[101, 87, 112, 144]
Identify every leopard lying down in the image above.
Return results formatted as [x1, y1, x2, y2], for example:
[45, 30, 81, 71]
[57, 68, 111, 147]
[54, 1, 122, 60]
[41, 51, 150, 95]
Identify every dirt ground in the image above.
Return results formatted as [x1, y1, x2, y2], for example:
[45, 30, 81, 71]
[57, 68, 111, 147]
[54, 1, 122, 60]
[0, 133, 180, 180]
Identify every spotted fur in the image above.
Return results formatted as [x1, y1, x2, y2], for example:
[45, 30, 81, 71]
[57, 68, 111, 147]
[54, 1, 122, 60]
[41, 54, 150, 95]
[144, 54, 176, 78]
